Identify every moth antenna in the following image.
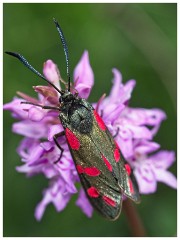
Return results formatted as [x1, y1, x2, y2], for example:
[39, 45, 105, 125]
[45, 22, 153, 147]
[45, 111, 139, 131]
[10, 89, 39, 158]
[53, 18, 71, 92]
[5, 51, 62, 94]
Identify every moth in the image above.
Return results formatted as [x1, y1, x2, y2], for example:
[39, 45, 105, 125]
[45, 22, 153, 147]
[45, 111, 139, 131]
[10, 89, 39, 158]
[6, 18, 140, 220]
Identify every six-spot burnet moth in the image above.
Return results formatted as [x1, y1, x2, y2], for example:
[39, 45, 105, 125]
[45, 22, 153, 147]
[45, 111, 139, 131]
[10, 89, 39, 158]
[6, 18, 140, 220]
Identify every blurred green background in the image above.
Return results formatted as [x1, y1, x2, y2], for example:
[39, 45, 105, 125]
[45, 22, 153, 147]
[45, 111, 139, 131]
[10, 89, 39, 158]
[3, 3, 177, 237]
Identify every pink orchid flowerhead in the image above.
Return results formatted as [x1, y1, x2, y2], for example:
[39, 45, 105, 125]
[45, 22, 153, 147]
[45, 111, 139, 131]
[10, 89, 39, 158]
[4, 51, 176, 220]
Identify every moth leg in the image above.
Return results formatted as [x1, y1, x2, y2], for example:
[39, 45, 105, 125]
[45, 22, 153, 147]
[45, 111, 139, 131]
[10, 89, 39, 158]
[53, 131, 65, 163]
[113, 127, 119, 138]
[21, 101, 60, 111]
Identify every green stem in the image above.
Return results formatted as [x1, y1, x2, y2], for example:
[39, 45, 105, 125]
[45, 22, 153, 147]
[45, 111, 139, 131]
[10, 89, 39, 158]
[123, 199, 147, 237]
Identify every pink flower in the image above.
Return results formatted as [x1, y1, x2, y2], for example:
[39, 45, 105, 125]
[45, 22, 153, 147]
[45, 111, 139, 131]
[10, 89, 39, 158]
[73, 50, 94, 99]
[4, 51, 176, 221]
[133, 150, 177, 194]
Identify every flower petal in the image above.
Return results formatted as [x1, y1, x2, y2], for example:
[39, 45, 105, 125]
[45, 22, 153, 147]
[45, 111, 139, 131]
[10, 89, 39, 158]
[125, 108, 166, 127]
[134, 140, 160, 155]
[73, 83, 92, 100]
[42, 166, 58, 178]
[33, 86, 59, 105]
[59, 170, 77, 193]
[27, 144, 44, 163]
[127, 125, 152, 140]
[35, 179, 72, 221]
[17, 138, 39, 159]
[109, 68, 123, 100]
[48, 124, 64, 141]
[52, 191, 72, 212]
[34, 188, 53, 221]
[76, 188, 93, 218]
[150, 150, 176, 169]
[154, 169, 177, 189]
[134, 167, 157, 194]
[28, 107, 46, 122]
[103, 69, 136, 108]
[17, 91, 39, 104]
[43, 60, 61, 88]
[104, 103, 125, 123]
[121, 79, 136, 104]
[117, 136, 134, 159]
[13, 120, 47, 138]
[73, 51, 94, 99]
[3, 98, 29, 120]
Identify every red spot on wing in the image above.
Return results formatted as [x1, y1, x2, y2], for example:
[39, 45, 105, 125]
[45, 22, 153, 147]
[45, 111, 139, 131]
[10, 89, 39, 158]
[65, 128, 80, 150]
[114, 148, 120, 162]
[125, 164, 131, 176]
[103, 196, 116, 207]
[128, 179, 134, 194]
[76, 165, 84, 174]
[84, 167, 101, 176]
[93, 110, 106, 131]
[102, 155, 112, 172]
[87, 187, 99, 198]
[77, 165, 100, 176]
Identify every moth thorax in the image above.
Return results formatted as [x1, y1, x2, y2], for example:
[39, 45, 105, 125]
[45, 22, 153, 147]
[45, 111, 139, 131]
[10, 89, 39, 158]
[69, 105, 93, 134]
